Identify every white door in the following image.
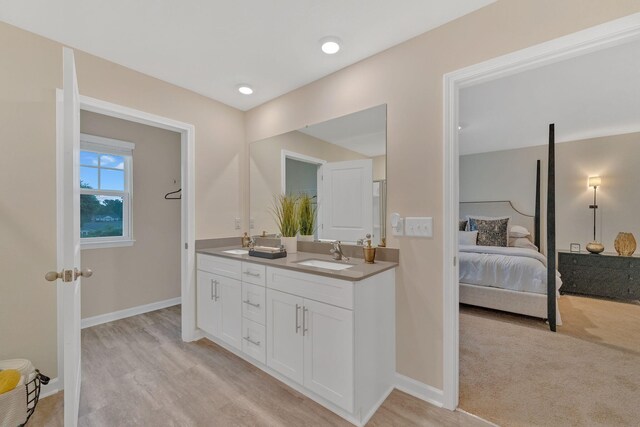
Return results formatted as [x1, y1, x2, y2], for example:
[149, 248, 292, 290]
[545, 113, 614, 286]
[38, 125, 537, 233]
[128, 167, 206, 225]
[266, 289, 304, 385]
[319, 159, 373, 242]
[302, 299, 354, 412]
[61, 47, 83, 427]
[196, 271, 219, 336]
[218, 277, 242, 350]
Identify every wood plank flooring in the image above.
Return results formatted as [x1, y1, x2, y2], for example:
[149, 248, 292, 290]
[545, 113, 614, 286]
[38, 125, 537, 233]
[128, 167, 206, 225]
[30, 306, 490, 426]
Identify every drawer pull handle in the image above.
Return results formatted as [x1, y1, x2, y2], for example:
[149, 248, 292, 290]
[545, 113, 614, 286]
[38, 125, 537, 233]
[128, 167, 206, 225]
[214, 280, 219, 301]
[210, 279, 214, 300]
[243, 336, 261, 346]
[243, 299, 261, 308]
[295, 304, 301, 334]
[243, 271, 261, 277]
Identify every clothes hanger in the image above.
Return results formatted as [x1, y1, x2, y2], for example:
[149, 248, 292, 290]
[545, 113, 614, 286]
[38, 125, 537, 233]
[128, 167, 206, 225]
[164, 188, 181, 200]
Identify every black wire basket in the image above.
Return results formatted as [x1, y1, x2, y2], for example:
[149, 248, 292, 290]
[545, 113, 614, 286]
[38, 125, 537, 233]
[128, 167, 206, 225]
[20, 370, 50, 426]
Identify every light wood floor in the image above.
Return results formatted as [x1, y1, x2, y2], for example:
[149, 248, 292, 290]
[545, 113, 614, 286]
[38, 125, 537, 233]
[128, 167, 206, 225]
[31, 306, 490, 426]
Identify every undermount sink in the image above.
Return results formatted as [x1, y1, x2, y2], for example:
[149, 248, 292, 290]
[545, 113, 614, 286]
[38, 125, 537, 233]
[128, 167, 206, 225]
[223, 249, 249, 255]
[296, 259, 354, 271]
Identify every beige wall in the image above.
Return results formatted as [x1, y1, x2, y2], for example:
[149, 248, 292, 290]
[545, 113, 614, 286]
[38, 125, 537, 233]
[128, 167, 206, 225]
[372, 155, 386, 181]
[461, 132, 640, 254]
[0, 21, 245, 377]
[80, 111, 181, 319]
[245, 1, 640, 388]
[250, 130, 370, 234]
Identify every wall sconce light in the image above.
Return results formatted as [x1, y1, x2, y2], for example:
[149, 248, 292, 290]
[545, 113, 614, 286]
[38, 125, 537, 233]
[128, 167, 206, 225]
[586, 176, 604, 254]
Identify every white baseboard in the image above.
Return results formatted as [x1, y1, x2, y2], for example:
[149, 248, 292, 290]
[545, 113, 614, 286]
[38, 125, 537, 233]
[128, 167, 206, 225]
[81, 297, 181, 329]
[395, 373, 444, 408]
[40, 377, 60, 399]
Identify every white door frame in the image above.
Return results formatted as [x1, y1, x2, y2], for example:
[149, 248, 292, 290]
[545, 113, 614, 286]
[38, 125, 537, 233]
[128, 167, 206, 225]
[442, 12, 640, 410]
[55, 93, 197, 388]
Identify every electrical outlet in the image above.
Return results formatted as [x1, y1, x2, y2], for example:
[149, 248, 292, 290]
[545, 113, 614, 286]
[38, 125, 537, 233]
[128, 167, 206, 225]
[234, 217, 241, 230]
[250, 218, 255, 229]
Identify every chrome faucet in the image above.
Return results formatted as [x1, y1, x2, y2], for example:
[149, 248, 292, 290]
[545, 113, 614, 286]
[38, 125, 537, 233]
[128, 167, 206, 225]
[330, 241, 349, 261]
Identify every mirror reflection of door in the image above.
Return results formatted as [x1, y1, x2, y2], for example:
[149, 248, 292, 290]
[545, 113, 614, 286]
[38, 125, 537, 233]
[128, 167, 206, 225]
[318, 159, 373, 243]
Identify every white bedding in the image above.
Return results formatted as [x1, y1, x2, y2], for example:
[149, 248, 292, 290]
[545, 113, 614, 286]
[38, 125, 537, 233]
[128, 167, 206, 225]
[459, 245, 562, 295]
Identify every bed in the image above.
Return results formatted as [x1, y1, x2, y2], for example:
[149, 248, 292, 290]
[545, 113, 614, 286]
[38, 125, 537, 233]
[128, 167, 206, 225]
[459, 199, 563, 325]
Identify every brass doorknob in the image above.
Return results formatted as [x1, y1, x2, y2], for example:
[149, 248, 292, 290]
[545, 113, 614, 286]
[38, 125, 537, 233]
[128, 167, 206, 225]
[75, 268, 93, 280]
[45, 271, 63, 282]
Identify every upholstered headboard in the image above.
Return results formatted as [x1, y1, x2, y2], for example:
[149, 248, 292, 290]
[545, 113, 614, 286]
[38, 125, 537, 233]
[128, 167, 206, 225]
[460, 200, 536, 241]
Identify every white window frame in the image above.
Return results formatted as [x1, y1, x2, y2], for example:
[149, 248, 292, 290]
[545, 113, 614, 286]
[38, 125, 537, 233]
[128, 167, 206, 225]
[80, 133, 135, 249]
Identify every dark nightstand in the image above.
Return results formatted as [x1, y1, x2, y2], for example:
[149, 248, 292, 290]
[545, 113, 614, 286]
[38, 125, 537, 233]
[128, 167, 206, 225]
[558, 251, 640, 301]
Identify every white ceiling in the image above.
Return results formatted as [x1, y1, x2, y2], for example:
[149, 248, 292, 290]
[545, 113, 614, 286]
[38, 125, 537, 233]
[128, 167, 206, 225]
[459, 38, 640, 155]
[0, 0, 494, 111]
[299, 104, 386, 157]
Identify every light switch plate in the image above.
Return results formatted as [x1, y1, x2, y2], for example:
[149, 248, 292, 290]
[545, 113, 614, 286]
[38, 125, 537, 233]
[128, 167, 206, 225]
[405, 217, 433, 237]
[234, 217, 241, 230]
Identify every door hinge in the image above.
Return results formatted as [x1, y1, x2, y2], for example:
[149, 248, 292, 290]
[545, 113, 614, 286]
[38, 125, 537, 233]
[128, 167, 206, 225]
[185, 243, 188, 249]
[453, 256, 457, 266]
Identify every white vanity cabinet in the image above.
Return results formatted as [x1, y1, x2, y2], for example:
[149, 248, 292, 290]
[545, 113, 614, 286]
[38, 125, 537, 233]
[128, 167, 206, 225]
[266, 267, 355, 412]
[195, 268, 241, 350]
[196, 253, 395, 427]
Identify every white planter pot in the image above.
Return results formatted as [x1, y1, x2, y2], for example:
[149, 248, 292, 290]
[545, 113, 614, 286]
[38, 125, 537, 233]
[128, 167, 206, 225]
[281, 236, 298, 254]
[298, 235, 315, 242]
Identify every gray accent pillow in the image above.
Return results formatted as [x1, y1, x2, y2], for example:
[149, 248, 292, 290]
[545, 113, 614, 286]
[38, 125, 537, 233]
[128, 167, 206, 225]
[468, 217, 509, 247]
[459, 220, 468, 231]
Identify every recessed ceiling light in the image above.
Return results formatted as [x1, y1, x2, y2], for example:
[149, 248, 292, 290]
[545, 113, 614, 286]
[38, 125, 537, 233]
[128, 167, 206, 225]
[320, 37, 341, 55]
[237, 84, 253, 95]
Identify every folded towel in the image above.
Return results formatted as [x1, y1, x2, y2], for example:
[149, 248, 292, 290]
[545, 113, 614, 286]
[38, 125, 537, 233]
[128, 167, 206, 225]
[253, 245, 282, 253]
[0, 370, 21, 394]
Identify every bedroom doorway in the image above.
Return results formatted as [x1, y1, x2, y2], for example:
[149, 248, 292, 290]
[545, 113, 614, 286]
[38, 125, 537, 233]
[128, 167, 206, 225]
[442, 13, 640, 425]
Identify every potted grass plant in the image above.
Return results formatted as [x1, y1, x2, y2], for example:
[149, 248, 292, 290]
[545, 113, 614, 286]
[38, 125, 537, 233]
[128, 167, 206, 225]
[298, 194, 316, 242]
[271, 194, 299, 253]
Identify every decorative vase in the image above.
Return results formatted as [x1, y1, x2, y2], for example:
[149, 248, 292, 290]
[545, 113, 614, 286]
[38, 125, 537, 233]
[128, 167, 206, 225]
[614, 232, 636, 256]
[298, 235, 315, 242]
[281, 236, 297, 254]
[586, 241, 605, 254]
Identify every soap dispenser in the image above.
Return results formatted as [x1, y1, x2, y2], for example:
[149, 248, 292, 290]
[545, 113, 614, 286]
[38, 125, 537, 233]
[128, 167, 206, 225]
[363, 234, 376, 264]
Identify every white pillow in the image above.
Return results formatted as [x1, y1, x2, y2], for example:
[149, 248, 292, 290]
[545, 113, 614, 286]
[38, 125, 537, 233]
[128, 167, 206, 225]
[459, 230, 478, 246]
[509, 237, 538, 251]
[509, 225, 531, 238]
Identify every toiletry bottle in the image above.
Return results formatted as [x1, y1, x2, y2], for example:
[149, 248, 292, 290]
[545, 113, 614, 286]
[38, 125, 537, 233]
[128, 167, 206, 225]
[242, 232, 251, 248]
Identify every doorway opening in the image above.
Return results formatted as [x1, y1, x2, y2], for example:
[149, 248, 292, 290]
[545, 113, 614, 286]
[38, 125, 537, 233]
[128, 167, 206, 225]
[54, 92, 197, 398]
[442, 11, 640, 425]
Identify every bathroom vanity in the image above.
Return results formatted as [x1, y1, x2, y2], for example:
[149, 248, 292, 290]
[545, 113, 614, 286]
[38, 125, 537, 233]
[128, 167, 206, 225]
[196, 248, 397, 426]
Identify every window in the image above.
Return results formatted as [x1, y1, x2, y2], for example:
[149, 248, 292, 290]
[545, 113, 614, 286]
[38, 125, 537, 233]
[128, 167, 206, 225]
[80, 134, 134, 249]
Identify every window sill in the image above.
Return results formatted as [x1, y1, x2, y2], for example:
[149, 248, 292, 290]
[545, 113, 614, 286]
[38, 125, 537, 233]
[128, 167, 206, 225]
[81, 239, 135, 250]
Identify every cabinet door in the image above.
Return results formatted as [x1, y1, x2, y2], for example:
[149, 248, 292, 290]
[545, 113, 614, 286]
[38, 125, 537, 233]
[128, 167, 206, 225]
[219, 276, 242, 350]
[303, 299, 354, 412]
[196, 270, 219, 336]
[266, 289, 304, 385]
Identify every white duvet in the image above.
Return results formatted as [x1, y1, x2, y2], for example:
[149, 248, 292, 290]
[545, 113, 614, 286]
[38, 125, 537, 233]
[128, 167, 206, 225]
[459, 245, 562, 295]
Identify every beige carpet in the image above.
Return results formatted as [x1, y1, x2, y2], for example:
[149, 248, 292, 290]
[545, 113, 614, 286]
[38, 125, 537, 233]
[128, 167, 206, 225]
[460, 295, 640, 427]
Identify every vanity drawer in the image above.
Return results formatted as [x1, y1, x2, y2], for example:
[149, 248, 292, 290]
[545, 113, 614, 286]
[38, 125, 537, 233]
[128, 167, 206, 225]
[241, 262, 267, 286]
[197, 254, 241, 280]
[242, 282, 266, 325]
[266, 267, 354, 310]
[241, 318, 266, 364]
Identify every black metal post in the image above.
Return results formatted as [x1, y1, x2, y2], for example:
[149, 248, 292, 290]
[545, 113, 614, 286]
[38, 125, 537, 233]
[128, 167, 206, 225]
[547, 124, 557, 332]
